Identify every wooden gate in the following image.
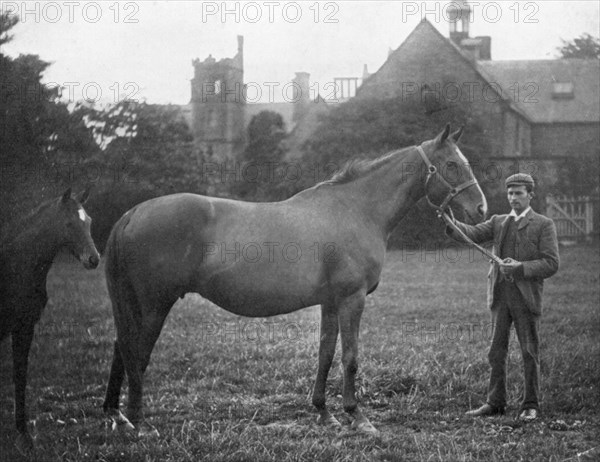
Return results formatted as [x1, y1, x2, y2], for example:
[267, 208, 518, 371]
[545, 195, 598, 241]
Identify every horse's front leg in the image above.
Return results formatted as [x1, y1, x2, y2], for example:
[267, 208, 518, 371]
[338, 290, 378, 434]
[312, 302, 341, 428]
[12, 323, 36, 452]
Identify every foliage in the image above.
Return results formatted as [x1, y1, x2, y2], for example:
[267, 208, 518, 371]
[557, 33, 600, 59]
[0, 12, 18, 47]
[80, 101, 204, 248]
[555, 149, 600, 197]
[1, 13, 81, 225]
[230, 110, 288, 201]
[0, 14, 209, 248]
[301, 95, 486, 167]
[84, 101, 197, 192]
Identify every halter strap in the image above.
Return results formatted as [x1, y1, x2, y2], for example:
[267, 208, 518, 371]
[415, 144, 478, 215]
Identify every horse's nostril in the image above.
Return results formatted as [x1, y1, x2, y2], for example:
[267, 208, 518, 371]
[477, 204, 486, 217]
[89, 255, 99, 267]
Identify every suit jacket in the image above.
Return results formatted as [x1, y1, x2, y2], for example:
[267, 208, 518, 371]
[449, 209, 559, 315]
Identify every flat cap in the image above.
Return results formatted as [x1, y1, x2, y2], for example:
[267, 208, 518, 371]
[505, 173, 535, 189]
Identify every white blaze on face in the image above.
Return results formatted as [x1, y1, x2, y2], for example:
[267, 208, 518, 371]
[454, 145, 488, 215]
[78, 208, 87, 222]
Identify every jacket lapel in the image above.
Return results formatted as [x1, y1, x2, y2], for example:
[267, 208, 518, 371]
[518, 209, 533, 230]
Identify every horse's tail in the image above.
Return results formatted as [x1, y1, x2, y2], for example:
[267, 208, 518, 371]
[104, 209, 139, 330]
[105, 212, 128, 299]
[103, 209, 142, 418]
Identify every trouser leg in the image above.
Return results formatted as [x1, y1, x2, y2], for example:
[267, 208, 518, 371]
[486, 292, 512, 409]
[508, 284, 540, 411]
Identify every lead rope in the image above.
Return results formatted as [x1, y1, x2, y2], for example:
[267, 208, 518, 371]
[440, 212, 504, 265]
[414, 145, 504, 266]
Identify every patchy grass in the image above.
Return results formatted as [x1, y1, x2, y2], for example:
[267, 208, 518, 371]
[1, 244, 598, 461]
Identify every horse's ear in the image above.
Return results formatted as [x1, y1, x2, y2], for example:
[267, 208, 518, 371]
[78, 186, 92, 204]
[435, 124, 451, 146]
[450, 126, 464, 143]
[61, 187, 72, 203]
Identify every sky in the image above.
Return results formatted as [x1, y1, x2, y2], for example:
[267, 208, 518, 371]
[2, 1, 599, 104]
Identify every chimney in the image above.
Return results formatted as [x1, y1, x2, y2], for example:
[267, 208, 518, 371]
[447, 0, 471, 45]
[234, 35, 244, 69]
[362, 64, 371, 81]
[292, 72, 310, 122]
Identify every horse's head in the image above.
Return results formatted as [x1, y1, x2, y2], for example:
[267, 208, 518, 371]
[419, 124, 487, 224]
[57, 187, 100, 269]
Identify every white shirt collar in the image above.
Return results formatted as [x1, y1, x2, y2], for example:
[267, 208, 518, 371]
[509, 206, 531, 221]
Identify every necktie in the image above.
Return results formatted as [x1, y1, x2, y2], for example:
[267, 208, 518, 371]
[499, 216, 515, 282]
[500, 216, 515, 248]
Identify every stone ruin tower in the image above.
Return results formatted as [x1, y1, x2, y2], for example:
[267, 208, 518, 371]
[190, 36, 246, 159]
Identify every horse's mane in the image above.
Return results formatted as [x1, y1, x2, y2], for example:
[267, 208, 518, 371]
[322, 146, 412, 185]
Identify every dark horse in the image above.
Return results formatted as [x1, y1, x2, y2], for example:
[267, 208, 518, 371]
[0, 188, 100, 450]
[103, 125, 488, 434]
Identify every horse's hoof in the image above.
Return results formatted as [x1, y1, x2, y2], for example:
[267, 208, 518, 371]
[352, 420, 379, 435]
[137, 423, 160, 438]
[15, 432, 35, 455]
[107, 409, 136, 432]
[317, 414, 342, 429]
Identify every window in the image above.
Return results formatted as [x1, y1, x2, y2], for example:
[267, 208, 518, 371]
[552, 82, 574, 99]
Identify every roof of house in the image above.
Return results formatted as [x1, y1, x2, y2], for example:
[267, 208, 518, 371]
[477, 59, 600, 123]
[358, 20, 531, 121]
[361, 19, 599, 125]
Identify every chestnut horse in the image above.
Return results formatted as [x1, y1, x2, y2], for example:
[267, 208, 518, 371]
[103, 125, 487, 434]
[1, 187, 100, 450]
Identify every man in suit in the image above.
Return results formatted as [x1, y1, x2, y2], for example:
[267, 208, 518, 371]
[448, 173, 559, 421]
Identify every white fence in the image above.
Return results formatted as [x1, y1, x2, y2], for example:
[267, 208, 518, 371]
[545, 195, 598, 241]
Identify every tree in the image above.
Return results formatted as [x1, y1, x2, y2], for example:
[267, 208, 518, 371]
[557, 33, 600, 59]
[1, 14, 206, 248]
[0, 11, 18, 47]
[231, 110, 288, 201]
[1, 13, 93, 223]
[555, 150, 600, 197]
[80, 100, 204, 249]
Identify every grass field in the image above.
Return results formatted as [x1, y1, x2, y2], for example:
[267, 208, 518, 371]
[1, 244, 599, 461]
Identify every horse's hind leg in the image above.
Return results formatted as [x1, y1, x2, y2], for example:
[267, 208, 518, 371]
[338, 291, 378, 434]
[103, 341, 134, 430]
[104, 341, 124, 411]
[312, 302, 341, 428]
[11, 323, 35, 451]
[115, 294, 172, 434]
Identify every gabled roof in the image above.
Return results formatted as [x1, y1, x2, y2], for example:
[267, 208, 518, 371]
[477, 59, 600, 123]
[358, 20, 530, 121]
[360, 19, 599, 125]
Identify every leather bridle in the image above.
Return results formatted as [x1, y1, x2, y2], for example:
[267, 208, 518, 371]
[415, 144, 479, 216]
[416, 144, 504, 266]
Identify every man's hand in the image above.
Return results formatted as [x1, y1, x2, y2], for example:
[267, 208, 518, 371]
[500, 258, 523, 279]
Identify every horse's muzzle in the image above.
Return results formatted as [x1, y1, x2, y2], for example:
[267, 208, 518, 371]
[477, 203, 487, 219]
[82, 252, 100, 269]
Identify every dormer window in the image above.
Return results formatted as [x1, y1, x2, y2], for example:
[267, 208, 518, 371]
[552, 82, 574, 99]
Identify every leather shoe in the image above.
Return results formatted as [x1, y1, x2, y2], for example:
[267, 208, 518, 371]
[465, 404, 505, 417]
[519, 408, 538, 421]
